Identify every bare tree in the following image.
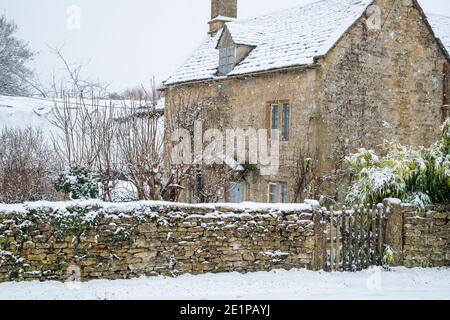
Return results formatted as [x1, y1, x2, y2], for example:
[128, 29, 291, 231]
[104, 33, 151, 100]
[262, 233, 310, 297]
[34, 46, 111, 99]
[122, 87, 147, 101]
[164, 86, 238, 203]
[115, 82, 164, 201]
[50, 95, 120, 201]
[0, 127, 59, 203]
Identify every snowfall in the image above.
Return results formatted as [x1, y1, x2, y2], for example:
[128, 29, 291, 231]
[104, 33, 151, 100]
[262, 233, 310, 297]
[0, 267, 448, 300]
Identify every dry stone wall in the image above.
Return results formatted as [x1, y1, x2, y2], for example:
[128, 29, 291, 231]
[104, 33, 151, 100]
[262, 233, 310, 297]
[0, 201, 317, 283]
[403, 206, 449, 267]
[385, 200, 449, 267]
[0, 199, 448, 283]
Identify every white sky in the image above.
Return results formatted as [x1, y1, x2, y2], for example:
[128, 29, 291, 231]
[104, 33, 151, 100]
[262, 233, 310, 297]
[1, 0, 450, 93]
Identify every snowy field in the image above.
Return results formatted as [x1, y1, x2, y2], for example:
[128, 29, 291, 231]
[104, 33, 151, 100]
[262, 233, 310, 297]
[0, 267, 449, 300]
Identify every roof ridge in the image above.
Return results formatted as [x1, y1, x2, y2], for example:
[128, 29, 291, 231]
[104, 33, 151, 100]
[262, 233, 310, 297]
[165, 0, 450, 86]
[233, 0, 364, 25]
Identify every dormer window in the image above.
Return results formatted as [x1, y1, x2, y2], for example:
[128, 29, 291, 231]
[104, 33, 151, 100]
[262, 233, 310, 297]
[218, 46, 235, 75]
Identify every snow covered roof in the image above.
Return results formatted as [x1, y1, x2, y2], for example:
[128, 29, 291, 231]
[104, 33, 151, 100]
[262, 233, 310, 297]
[0, 95, 56, 133]
[165, 0, 450, 86]
[165, 0, 373, 85]
[209, 15, 237, 23]
[0, 95, 165, 136]
[220, 23, 267, 47]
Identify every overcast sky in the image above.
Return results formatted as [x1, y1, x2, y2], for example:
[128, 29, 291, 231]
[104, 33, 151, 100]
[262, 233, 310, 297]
[1, 0, 450, 93]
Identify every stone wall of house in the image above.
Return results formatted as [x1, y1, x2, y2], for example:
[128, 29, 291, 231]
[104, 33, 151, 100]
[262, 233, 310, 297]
[165, 66, 321, 204]
[0, 201, 318, 283]
[316, 0, 448, 198]
[165, 1, 448, 204]
[384, 200, 449, 268]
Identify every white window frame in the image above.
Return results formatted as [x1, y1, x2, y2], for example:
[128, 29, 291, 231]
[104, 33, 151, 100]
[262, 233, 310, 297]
[268, 182, 288, 204]
[269, 102, 289, 141]
[268, 182, 277, 204]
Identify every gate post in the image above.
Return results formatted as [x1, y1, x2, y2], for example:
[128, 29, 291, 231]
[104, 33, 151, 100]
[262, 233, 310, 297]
[312, 206, 326, 270]
[383, 199, 404, 266]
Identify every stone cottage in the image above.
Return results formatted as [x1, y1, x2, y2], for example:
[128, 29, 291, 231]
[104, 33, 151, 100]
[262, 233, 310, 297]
[163, 0, 450, 204]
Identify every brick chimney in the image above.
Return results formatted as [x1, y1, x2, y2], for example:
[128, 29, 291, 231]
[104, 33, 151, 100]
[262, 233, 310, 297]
[209, 0, 237, 35]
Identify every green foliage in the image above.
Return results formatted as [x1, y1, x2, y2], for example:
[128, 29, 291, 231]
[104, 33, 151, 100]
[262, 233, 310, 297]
[0, 250, 25, 281]
[346, 119, 450, 210]
[383, 246, 394, 269]
[54, 166, 99, 200]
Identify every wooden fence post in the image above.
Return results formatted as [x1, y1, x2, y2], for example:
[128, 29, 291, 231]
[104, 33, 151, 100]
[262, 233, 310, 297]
[312, 207, 326, 271]
[383, 199, 404, 266]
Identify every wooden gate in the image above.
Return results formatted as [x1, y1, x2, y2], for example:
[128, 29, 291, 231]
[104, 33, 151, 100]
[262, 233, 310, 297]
[323, 205, 387, 271]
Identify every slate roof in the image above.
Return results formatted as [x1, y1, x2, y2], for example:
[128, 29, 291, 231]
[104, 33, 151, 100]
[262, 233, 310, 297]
[165, 0, 450, 86]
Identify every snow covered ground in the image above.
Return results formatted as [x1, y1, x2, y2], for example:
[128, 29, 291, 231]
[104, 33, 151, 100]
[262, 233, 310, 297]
[1, 267, 448, 300]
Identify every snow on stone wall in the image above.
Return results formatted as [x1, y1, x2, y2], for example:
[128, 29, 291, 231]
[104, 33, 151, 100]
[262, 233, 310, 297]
[402, 206, 449, 267]
[384, 200, 449, 268]
[0, 200, 447, 283]
[0, 201, 317, 282]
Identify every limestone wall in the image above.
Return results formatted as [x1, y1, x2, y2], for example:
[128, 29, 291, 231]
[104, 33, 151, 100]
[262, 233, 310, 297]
[0, 201, 317, 283]
[403, 206, 449, 267]
[164, 66, 321, 204]
[1, 200, 447, 283]
[385, 200, 449, 267]
[318, 0, 448, 180]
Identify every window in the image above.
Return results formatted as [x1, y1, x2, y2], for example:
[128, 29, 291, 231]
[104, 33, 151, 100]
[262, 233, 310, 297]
[219, 46, 235, 75]
[268, 183, 277, 204]
[227, 181, 244, 203]
[280, 183, 288, 203]
[271, 104, 279, 140]
[269, 102, 289, 141]
[282, 103, 290, 141]
[268, 182, 288, 203]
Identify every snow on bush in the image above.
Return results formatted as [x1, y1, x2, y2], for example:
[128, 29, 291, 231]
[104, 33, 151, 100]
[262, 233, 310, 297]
[54, 166, 99, 200]
[346, 119, 450, 209]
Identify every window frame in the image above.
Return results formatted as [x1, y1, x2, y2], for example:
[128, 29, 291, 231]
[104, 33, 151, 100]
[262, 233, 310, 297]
[282, 103, 290, 141]
[271, 104, 279, 140]
[219, 46, 235, 75]
[267, 100, 290, 142]
[268, 182, 288, 204]
[268, 182, 277, 204]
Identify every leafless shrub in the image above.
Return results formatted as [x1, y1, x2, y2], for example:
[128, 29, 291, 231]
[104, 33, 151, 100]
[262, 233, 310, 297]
[50, 95, 121, 201]
[115, 84, 164, 201]
[164, 86, 237, 203]
[0, 127, 59, 203]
